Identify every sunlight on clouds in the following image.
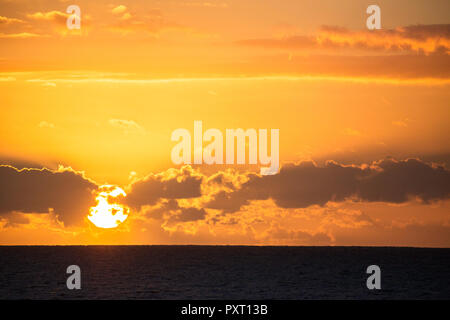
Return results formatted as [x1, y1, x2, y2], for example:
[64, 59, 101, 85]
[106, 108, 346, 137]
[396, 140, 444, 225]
[88, 185, 129, 229]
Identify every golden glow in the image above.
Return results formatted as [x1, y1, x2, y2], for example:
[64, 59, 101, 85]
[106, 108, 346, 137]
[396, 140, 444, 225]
[88, 185, 129, 229]
[0, 0, 449, 247]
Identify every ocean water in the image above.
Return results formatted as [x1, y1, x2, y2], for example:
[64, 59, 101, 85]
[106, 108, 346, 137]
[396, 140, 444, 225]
[0, 246, 449, 299]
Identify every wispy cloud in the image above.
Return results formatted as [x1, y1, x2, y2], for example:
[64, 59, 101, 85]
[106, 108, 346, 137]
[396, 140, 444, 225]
[0, 76, 16, 81]
[0, 15, 24, 25]
[182, 2, 229, 8]
[392, 118, 411, 127]
[0, 32, 44, 39]
[343, 128, 361, 136]
[109, 119, 146, 135]
[27, 10, 68, 25]
[38, 121, 55, 129]
[108, 7, 186, 35]
[27, 10, 88, 35]
[111, 5, 128, 15]
[23, 74, 450, 86]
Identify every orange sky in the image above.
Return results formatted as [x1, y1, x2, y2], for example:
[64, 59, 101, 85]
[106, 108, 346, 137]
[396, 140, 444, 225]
[0, 0, 449, 246]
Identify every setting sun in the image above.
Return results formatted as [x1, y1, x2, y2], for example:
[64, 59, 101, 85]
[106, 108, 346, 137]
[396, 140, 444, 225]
[88, 185, 129, 229]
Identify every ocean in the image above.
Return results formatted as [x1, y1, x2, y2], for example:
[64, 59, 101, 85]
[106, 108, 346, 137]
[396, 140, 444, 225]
[0, 246, 449, 299]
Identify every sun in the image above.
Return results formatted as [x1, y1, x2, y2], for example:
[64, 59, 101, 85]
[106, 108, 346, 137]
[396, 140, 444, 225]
[88, 185, 129, 228]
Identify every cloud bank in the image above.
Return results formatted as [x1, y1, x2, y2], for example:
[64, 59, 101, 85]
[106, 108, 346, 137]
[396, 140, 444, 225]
[238, 24, 450, 55]
[205, 159, 450, 214]
[1, 158, 448, 230]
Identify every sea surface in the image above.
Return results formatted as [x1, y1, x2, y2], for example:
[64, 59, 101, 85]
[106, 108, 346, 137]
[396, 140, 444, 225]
[0, 246, 449, 299]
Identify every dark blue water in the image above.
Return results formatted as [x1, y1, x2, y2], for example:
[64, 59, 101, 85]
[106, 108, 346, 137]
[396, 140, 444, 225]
[0, 246, 449, 299]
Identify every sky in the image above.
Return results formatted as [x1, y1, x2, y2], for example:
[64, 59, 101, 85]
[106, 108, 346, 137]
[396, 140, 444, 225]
[0, 0, 449, 246]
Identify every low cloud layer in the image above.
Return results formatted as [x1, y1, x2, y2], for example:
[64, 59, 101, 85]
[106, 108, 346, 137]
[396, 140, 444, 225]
[207, 159, 450, 213]
[124, 166, 203, 209]
[1, 158, 449, 229]
[122, 158, 450, 225]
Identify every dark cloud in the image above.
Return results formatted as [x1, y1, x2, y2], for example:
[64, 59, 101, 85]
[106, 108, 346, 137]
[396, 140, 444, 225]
[0, 165, 98, 226]
[387, 24, 450, 41]
[319, 24, 448, 39]
[359, 159, 450, 203]
[0, 212, 30, 227]
[207, 188, 252, 214]
[207, 159, 450, 213]
[237, 24, 450, 55]
[145, 199, 206, 222]
[175, 207, 207, 222]
[124, 166, 203, 209]
[145, 199, 179, 220]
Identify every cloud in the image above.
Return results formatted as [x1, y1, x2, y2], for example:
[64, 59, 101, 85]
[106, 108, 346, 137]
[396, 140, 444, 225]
[41, 81, 56, 87]
[1, 158, 449, 246]
[111, 5, 132, 21]
[0, 212, 30, 227]
[0, 32, 43, 39]
[143, 198, 206, 222]
[206, 159, 450, 213]
[124, 166, 203, 209]
[27, 10, 88, 35]
[1, 158, 448, 232]
[111, 5, 128, 15]
[237, 24, 450, 55]
[108, 8, 185, 35]
[38, 121, 55, 129]
[0, 15, 24, 25]
[124, 158, 450, 228]
[144, 199, 179, 220]
[18, 70, 450, 86]
[0, 165, 98, 226]
[392, 118, 410, 127]
[27, 11, 68, 25]
[174, 207, 207, 222]
[343, 128, 361, 136]
[182, 2, 229, 8]
[108, 119, 145, 134]
[318, 24, 450, 55]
